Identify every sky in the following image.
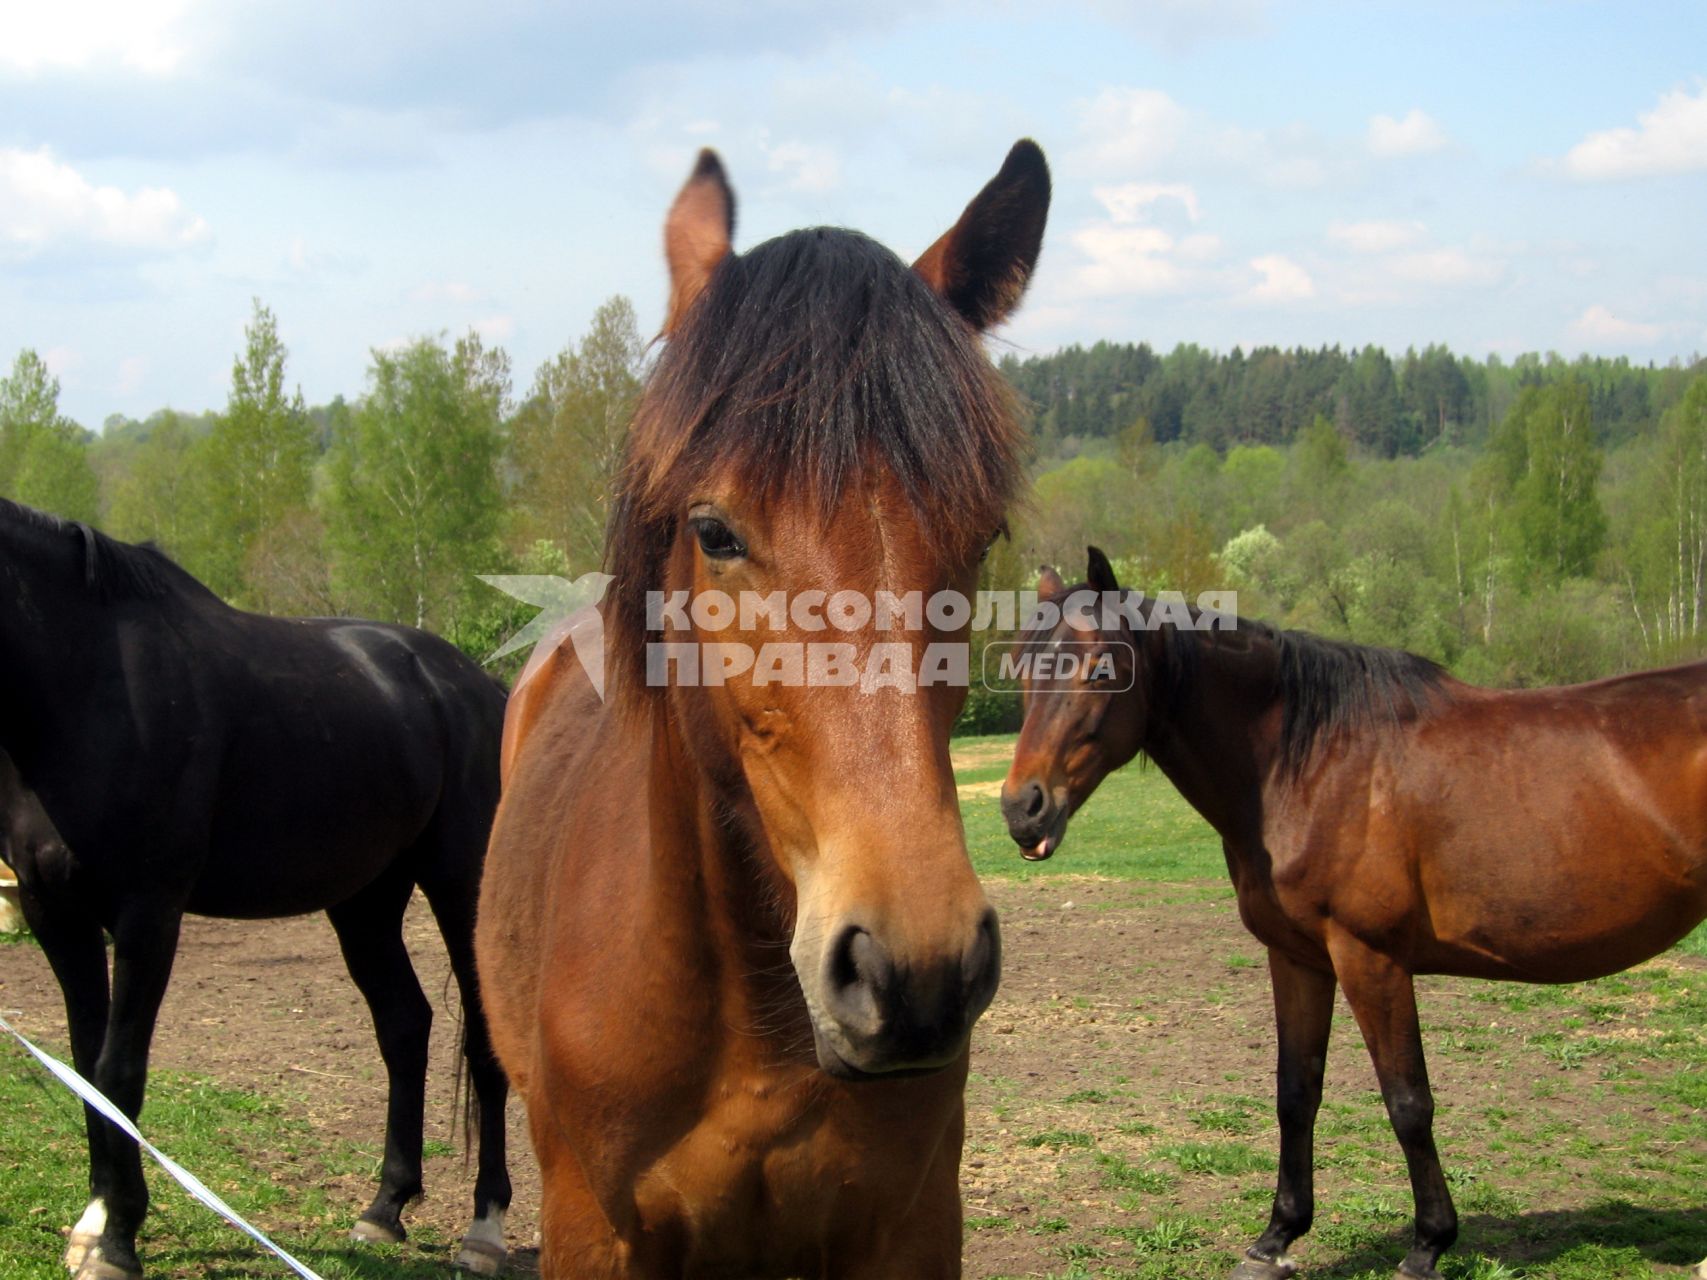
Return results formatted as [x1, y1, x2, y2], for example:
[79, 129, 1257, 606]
[2, 0, 1704, 431]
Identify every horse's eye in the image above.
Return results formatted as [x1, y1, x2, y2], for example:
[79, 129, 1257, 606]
[690, 516, 746, 561]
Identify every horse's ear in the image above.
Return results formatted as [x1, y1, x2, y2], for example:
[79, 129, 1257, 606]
[914, 139, 1050, 332]
[1086, 546, 1119, 594]
[1037, 564, 1065, 597]
[664, 149, 736, 335]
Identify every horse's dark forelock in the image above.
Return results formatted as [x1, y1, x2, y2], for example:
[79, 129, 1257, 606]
[605, 226, 1025, 701]
[0, 497, 185, 601]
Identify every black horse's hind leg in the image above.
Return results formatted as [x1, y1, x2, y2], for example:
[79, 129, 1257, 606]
[1330, 934, 1457, 1280]
[1232, 950, 1336, 1280]
[327, 866, 432, 1243]
[419, 847, 512, 1275]
[17, 881, 113, 1273]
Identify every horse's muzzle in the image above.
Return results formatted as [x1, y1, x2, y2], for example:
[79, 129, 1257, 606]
[1001, 778, 1067, 860]
[808, 907, 1001, 1078]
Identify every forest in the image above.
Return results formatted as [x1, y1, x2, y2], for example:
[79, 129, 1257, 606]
[3, 299, 1706, 731]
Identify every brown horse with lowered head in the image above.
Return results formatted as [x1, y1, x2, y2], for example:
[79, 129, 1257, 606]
[476, 141, 1050, 1277]
[1001, 548, 1707, 1280]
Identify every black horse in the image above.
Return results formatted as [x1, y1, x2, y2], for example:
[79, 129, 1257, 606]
[0, 499, 511, 1280]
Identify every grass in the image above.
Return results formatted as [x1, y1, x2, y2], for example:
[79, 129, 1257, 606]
[0, 1033, 461, 1278]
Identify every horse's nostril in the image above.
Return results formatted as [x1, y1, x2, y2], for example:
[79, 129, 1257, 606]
[824, 924, 887, 1035]
[963, 907, 1002, 1010]
[1024, 781, 1046, 818]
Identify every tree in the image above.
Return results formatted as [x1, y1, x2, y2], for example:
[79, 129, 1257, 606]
[14, 428, 100, 522]
[0, 349, 98, 521]
[1508, 379, 1605, 581]
[1622, 372, 1707, 649]
[1336, 346, 1414, 458]
[325, 332, 508, 632]
[1400, 344, 1471, 447]
[1115, 414, 1158, 480]
[104, 412, 204, 553]
[508, 296, 645, 569]
[199, 300, 315, 597]
[1288, 413, 1351, 522]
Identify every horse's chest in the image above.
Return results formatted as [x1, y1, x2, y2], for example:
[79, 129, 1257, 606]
[626, 1079, 926, 1275]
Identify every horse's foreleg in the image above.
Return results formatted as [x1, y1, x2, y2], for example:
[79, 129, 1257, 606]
[531, 1106, 631, 1280]
[1232, 950, 1336, 1280]
[76, 898, 184, 1280]
[1329, 934, 1455, 1280]
[419, 873, 512, 1276]
[327, 871, 430, 1244]
[17, 883, 112, 1275]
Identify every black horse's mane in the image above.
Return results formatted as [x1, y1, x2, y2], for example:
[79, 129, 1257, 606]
[0, 498, 201, 602]
[605, 226, 1024, 702]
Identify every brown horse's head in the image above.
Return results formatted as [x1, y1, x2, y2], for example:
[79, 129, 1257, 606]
[606, 143, 1050, 1078]
[1001, 547, 1146, 860]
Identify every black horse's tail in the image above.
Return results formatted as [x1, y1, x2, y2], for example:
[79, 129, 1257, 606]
[452, 1008, 480, 1166]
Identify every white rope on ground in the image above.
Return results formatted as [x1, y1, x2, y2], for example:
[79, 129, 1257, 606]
[0, 1010, 328, 1280]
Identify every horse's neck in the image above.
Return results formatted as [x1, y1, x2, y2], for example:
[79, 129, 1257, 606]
[1140, 627, 1280, 845]
[648, 710, 803, 1011]
[0, 518, 99, 763]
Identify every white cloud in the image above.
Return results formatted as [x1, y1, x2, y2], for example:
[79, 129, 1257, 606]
[475, 314, 517, 343]
[1071, 87, 1190, 172]
[1082, 0, 1271, 52]
[1245, 254, 1315, 304]
[409, 281, 485, 305]
[1572, 304, 1663, 345]
[1213, 122, 1329, 188]
[1070, 224, 1187, 296]
[1368, 109, 1447, 158]
[1178, 232, 1222, 261]
[760, 138, 841, 194]
[1066, 180, 1217, 297]
[1563, 82, 1707, 180]
[0, 0, 193, 75]
[1385, 247, 1502, 287]
[42, 346, 80, 378]
[1327, 219, 1427, 254]
[1094, 182, 1201, 224]
[116, 356, 149, 395]
[0, 147, 208, 252]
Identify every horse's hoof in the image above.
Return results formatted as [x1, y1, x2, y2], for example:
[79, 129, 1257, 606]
[456, 1235, 507, 1276]
[73, 1256, 142, 1280]
[64, 1232, 99, 1272]
[1230, 1255, 1296, 1279]
[350, 1218, 405, 1246]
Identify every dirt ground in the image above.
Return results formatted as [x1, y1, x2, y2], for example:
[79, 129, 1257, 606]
[1, 878, 1701, 1277]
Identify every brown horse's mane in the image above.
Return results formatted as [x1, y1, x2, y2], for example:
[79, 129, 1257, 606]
[1151, 610, 1447, 776]
[604, 227, 1025, 703]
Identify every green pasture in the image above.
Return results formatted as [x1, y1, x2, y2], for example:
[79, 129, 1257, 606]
[1, 733, 1702, 1278]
